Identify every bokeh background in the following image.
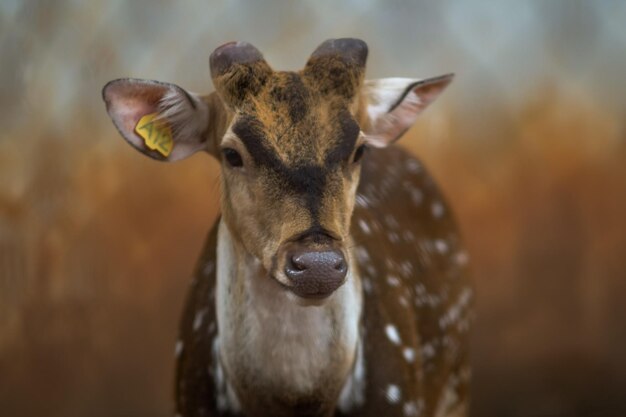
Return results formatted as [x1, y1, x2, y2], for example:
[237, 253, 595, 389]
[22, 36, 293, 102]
[1, 1, 626, 416]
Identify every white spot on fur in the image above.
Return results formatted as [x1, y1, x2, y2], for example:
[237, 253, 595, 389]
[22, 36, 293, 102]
[385, 324, 401, 345]
[399, 261, 413, 277]
[174, 340, 183, 358]
[399, 294, 409, 308]
[387, 275, 401, 287]
[385, 384, 402, 404]
[434, 375, 462, 417]
[403, 400, 420, 416]
[193, 308, 207, 331]
[355, 245, 371, 263]
[384, 214, 400, 229]
[439, 287, 473, 329]
[427, 295, 442, 308]
[421, 342, 436, 360]
[403, 347, 416, 363]
[431, 201, 445, 218]
[355, 194, 370, 208]
[415, 290, 442, 309]
[203, 261, 215, 276]
[434, 239, 449, 254]
[362, 277, 373, 294]
[358, 219, 371, 235]
[410, 188, 423, 206]
[455, 250, 469, 266]
[406, 159, 421, 173]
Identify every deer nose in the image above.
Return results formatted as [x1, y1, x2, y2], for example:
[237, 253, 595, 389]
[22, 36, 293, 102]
[284, 249, 348, 298]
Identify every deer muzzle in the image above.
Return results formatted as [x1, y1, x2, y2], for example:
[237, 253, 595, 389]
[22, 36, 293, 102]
[284, 248, 348, 298]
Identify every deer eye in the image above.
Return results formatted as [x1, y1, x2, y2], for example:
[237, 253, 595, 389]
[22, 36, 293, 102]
[222, 148, 243, 168]
[353, 144, 366, 163]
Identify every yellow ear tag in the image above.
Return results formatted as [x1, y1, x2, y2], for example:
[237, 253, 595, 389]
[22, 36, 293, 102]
[134, 113, 174, 157]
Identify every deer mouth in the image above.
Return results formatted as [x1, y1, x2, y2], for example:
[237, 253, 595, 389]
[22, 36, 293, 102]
[273, 271, 346, 298]
[274, 276, 345, 306]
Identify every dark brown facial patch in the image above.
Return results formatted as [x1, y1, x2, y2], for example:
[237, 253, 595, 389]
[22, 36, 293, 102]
[230, 70, 361, 226]
[324, 109, 360, 165]
[232, 114, 328, 223]
[268, 72, 310, 124]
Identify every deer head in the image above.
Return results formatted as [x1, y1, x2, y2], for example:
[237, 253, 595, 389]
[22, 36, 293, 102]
[102, 38, 452, 301]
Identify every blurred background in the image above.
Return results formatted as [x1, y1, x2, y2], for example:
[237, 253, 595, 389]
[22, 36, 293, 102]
[1, 1, 626, 416]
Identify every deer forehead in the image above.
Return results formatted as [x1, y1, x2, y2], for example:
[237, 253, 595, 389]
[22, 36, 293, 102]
[225, 71, 361, 168]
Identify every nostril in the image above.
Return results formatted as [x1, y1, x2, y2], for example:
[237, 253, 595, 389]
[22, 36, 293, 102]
[290, 255, 308, 271]
[285, 253, 310, 281]
[331, 255, 347, 271]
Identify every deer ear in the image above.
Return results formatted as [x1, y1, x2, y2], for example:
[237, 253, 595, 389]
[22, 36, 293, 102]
[361, 74, 453, 148]
[102, 78, 221, 161]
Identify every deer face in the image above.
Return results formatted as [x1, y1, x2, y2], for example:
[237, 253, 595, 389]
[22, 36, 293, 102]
[102, 38, 453, 300]
[212, 40, 369, 299]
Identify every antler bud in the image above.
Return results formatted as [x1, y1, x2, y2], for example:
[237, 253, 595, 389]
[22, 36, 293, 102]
[210, 41, 272, 108]
[303, 38, 368, 99]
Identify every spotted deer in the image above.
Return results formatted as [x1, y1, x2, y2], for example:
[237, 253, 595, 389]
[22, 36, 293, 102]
[102, 38, 472, 417]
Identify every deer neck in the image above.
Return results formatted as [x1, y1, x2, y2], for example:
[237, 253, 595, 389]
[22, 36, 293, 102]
[215, 219, 363, 416]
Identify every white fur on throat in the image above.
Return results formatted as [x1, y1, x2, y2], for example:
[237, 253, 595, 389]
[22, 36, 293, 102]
[215, 220, 364, 410]
[337, 337, 366, 412]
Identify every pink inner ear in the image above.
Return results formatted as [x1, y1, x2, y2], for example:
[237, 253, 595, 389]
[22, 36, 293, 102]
[413, 80, 451, 109]
[365, 74, 453, 147]
[103, 80, 168, 153]
[365, 90, 423, 148]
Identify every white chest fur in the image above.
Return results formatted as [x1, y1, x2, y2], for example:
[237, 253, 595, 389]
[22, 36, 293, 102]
[215, 221, 363, 409]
